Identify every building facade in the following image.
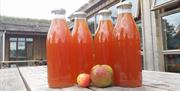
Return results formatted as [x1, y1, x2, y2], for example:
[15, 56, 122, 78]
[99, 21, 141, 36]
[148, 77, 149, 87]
[0, 16, 50, 67]
[69, 0, 180, 72]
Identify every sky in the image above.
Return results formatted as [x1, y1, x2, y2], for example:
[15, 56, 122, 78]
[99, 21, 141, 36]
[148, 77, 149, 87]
[0, 0, 88, 20]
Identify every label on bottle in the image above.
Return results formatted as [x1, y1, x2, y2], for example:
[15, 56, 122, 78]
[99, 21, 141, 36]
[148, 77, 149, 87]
[74, 17, 86, 20]
[99, 15, 111, 21]
[118, 9, 131, 14]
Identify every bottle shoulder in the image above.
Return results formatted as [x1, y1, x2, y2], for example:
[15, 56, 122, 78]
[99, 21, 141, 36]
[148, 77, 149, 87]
[72, 21, 91, 37]
[114, 15, 140, 39]
[47, 22, 71, 42]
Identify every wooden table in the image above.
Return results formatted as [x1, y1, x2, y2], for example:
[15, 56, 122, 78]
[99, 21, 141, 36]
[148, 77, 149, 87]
[0, 66, 179, 91]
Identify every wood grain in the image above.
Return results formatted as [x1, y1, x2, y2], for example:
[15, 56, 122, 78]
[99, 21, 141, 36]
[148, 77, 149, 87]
[0, 68, 27, 91]
[90, 86, 169, 91]
[18, 66, 180, 91]
[143, 70, 180, 91]
[19, 66, 91, 91]
[91, 70, 180, 91]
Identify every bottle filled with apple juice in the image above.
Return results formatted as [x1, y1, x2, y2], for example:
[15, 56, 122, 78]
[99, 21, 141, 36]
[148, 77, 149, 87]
[71, 12, 94, 82]
[94, 10, 115, 69]
[113, 2, 142, 87]
[46, 9, 73, 88]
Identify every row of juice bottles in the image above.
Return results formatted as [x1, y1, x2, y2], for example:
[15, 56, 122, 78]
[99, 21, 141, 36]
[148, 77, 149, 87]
[46, 1, 142, 88]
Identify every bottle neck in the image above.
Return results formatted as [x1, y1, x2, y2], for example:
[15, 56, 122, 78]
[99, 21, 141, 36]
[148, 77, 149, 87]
[97, 16, 113, 34]
[99, 15, 111, 21]
[52, 14, 65, 19]
[117, 8, 131, 15]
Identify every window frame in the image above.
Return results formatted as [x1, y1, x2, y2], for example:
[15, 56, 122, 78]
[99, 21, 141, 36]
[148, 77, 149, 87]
[160, 7, 180, 54]
[158, 7, 180, 72]
[9, 41, 17, 58]
[152, 0, 179, 10]
[9, 37, 34, 61]
[17, 40, 26, 59]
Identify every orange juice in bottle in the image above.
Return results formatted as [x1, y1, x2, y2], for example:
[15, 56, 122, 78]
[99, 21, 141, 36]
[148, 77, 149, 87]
[71, 12, 94, 82]
[113, 2, 142, 87]
[94, 10, 115, 67]
[46, 9, 73, 88]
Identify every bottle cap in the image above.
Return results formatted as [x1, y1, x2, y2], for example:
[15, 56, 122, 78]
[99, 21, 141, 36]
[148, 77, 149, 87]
[116, 1, 132, 9]
[73, 12, 87, 18]
[51, 8, 66, 15]
[98, 9, 112, 16]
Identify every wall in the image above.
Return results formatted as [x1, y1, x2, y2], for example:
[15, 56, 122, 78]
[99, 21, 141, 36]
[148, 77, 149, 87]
[33, 35, 46, 60]
[141, 0, 165, 71]
[5, 35, 9, 61]
[41, 36, 46, 60]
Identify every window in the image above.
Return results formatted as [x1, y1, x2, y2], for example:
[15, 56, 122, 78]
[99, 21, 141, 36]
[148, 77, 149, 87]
[153, 0, 179, 10]
[10, 38, 17, 41]
[161, 9, 180, 72]
[17, 38, 26, 59]
[164, 54, 180, 72]
[26, 38, 33, 42]
[10, 41, 17, 58]
[18, 38, 25, 41]
[155, 0, 171, 6]
[9, 37, 34, 61]
[88, 16, 95, 34]
[162, 12, 180, 50]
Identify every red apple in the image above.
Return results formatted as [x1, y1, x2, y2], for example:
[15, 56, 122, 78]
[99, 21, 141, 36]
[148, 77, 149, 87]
[90, 64, 113, 87]
[77, 73, 90, 87]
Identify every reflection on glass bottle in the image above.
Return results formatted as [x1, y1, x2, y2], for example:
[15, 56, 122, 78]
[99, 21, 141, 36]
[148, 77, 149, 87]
[71, 12, 94, 82]
[94, 9, 114, 66]
[113, 2, 142, 87]
[46, 9, 73, 88]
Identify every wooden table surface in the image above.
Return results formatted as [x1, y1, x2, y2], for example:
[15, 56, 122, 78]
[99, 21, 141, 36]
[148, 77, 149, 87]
[0, 66, 179, 91]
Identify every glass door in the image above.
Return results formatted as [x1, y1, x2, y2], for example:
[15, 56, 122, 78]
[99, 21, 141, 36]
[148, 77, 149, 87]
[10, 38, 17, 61]
[17, 38, 26, 60]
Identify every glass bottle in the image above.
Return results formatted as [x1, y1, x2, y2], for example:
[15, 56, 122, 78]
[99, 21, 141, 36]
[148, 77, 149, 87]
[46, 9, 73, 88]
[113, 2, 142, 87]
[94, 9, 115, 67]
[71, 12, 94, 82]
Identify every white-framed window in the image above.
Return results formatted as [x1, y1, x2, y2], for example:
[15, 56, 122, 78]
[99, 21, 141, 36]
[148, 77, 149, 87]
[152, 0, 179, 10]
[160, 8, 180, 72]
[155, 0, 171, 6]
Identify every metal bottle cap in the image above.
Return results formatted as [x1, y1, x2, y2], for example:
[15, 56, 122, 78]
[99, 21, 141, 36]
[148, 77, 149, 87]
[98, 9, 112, 16]
[51, 8, 66, 15]
[73, 12, 87, 18]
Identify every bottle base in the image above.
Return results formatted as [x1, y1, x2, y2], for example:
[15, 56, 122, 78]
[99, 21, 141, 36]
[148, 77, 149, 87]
[114, 80, 142, 87]
[49, 83, 74, 88]
[48, 80, 74, 88]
